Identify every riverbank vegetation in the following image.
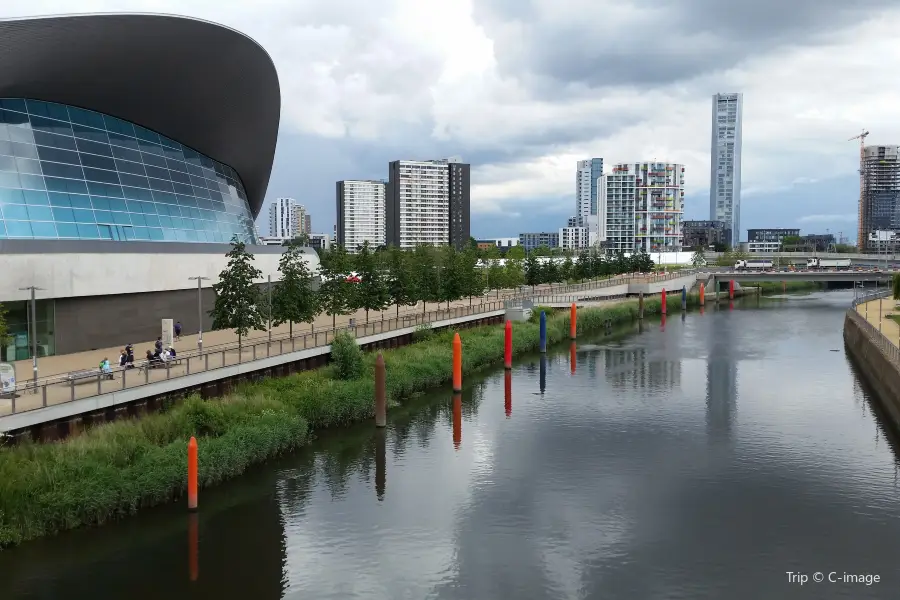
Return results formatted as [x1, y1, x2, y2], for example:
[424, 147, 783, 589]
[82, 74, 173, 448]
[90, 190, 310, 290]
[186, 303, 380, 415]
[0, 294, 687, 549]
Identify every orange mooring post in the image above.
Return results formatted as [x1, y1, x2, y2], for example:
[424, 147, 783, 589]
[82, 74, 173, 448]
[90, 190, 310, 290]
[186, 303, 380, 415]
[699, 283, 705, 305]
[187, 436, 198, 512]
[661, 289, 667, 314]
[570, 303, 577, 339]
[504, 320, 512, 369]
[452, 332, 462, 392]
[728, 279, 735, 300]
[374, 353, 386, 427]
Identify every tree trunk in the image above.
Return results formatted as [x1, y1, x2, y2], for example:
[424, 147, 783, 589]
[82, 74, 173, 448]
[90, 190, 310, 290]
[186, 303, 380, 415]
[423, 301, 426, 314]
[289, 320, 293, 338]
[238, 333, 242, 362]
[332, 313, 336, 329]
[365, 308, 369, 323]
[397, 304, 400, 317]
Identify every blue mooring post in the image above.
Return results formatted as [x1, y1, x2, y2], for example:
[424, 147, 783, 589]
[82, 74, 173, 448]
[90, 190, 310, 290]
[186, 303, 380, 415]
[681, 285, 687, 311]
[539, 311, 547, 353]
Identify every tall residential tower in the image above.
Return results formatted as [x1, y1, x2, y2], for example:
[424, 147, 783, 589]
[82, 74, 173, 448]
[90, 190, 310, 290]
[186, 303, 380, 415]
[336, 180, 386, 251]
[859, 145, 900, 251]
[576, 158, 603, 228]
[709, 93, 743, 246]
[268, 197, 308, 239]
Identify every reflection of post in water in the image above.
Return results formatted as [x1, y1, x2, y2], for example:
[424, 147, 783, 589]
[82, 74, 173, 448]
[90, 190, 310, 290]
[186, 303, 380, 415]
[660, 313, 667, 331]
[188, 512, 199, 582]
[375, 427, 386, 501]
[570, 341, 576, 374]
[452, 392, 462, 450]
[681, 312, 686, 323]
[638, 320, 644, 334]
[729, 300, 734, 311]
[504, 370, 512, 418]
[539, 355, 547, 394]
[700, 306, 705, 316]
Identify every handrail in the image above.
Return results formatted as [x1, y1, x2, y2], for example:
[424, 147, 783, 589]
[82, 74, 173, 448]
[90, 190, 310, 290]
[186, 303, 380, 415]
[846, 308, 900, 367]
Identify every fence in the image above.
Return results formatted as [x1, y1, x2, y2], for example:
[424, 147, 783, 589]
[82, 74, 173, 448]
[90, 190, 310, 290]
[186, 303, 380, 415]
[1, 300, 506, 416]
[847, 289, 900, 367]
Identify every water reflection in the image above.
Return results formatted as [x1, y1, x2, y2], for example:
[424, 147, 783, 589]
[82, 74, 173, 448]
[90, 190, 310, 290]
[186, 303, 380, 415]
[569, 342, 576, 375]
[706, 309, 738, 446]
[375, 428, 386, 501]
[504, 370, 512, 418]
[187, 513, 199, 583]
[539, 355, 547, 394]
[453, 392, 462, 450]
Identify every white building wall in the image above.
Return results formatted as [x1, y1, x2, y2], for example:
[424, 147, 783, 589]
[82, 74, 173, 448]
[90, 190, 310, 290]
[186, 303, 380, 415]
[0, 249, 320, 302]
[709, 93, 743, 245]
[576, 160, 592, 227]
[397, 160, 450, 248]
[601, 169, 637, 253]
[268, 197, 307, 239]
[559, 226, 589, 251]
[339, 180, 385, 252]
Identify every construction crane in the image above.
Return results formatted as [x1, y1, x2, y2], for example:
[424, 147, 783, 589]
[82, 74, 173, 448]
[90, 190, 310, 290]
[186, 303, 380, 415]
[849, 129, 869, 250]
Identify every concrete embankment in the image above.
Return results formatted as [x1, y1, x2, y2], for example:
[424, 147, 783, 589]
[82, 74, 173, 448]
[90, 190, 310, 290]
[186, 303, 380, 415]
[843, 309, 900, 430]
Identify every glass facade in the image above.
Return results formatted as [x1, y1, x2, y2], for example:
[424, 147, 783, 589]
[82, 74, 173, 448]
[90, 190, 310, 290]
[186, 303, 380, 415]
[1, 299, 55, 362]
[0, 99, 258, 244]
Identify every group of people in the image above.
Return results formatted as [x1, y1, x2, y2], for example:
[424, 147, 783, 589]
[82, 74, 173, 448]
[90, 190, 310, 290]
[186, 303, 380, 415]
[97, 322, 184, 376]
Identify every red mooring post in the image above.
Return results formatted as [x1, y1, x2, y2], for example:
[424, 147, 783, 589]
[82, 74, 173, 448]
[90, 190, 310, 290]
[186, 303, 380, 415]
[504, 320, 512, 369]
[570, 303, 577, 339]
[729, 279, 735, 300]
[374, 353, 386, 427]
[187, 437, 198, 511]
[452, 333, 462, 392]
[661, 289, 667, 314]
[699, 283, 705, 305]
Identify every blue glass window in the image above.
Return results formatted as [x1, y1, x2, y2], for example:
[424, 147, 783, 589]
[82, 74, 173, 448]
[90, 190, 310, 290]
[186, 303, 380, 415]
[0, 97, 257, 244]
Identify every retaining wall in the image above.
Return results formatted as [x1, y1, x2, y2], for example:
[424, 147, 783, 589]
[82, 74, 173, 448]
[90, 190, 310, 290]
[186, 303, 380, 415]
[843, 311, 900, 431]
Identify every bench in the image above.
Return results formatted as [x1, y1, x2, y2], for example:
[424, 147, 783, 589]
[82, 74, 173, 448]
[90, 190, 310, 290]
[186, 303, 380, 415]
[138, 357, 182, 373]
[65, 369, 113, 383]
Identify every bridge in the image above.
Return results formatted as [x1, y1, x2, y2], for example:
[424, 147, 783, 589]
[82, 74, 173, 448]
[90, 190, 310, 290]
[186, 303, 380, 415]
[703, 269, 896, 284]
[700, 251, 899, 267]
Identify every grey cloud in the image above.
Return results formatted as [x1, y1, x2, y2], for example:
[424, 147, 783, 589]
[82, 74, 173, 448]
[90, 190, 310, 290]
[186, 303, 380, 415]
[473, 0, 899, 90]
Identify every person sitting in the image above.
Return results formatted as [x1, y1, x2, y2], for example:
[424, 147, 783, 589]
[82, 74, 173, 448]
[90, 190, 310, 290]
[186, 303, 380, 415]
[119, 350, 128, 368]
[100, 358, 113, 380]
[147, 349, 163, 367]
[168, 347, 176, 360]
[125, 344, 135, 368]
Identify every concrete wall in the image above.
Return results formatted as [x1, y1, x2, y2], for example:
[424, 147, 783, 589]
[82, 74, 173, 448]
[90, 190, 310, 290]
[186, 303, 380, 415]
[0, 240, 320, 303]
[843, 311, 900, 430]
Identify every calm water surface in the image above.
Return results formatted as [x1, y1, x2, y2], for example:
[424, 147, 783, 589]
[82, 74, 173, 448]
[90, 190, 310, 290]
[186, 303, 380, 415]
[3, 291, 900, 599]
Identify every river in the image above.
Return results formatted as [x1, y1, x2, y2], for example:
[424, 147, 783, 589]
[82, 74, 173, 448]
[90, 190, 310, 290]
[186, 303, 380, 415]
[2, 290, 900, 599]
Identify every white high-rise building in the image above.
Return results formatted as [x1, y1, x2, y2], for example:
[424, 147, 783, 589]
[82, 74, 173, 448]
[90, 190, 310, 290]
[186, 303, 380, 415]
[559, 226, 589, 251]
[599, 162, 685, 253]
[336, 180, 386, 252]
[575, 158, 603, 229]
[709, 93, 743, 246]
[268, 197, 307, 239]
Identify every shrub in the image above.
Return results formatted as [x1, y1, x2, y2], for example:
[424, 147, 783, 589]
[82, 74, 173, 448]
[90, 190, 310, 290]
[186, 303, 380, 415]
[528, 305, 555, 324]
[412, 322, 434, 342]
[330, 331, 363, 380]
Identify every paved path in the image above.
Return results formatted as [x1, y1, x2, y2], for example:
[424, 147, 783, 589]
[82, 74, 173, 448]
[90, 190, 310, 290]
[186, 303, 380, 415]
[858, 297, 900, 346]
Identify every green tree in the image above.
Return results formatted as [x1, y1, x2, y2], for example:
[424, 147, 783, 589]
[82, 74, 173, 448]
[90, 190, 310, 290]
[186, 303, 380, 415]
[560, 255, 574, 282]
[632, 250, 655, 272]
[504, 258, 525, 289]
[271, 242, 319, 338]
[413, 244, 440, 313]
[318, 245, 355, 328]
[482, 244, 501, 259]
[486, 259, 505, 296]
[460, 247, 484, 303]
[438, 245, 466, 308]
[386, 246, 417, 317]
[691, 248, 707, 268]
[353, 241, 390, 322]
[574, 250, 590, 281]
[506, 245, 526, 259]
[209, 238, 265, 356]
[542, 258, 560, 284]
[893, 273, 900, 302]
[524, 253, 541, 290]
[532, 244, 553, 257]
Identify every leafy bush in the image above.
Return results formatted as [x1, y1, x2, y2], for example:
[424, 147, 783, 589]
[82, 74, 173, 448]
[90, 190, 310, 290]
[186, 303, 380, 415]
[330, 331, 363, 380]
[412, 322, 435, 342]
[528, 305, 556, 324]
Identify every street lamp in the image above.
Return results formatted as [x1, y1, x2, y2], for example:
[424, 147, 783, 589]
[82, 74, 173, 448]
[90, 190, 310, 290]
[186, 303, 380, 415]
[18, 286, 44, 389]
[188, 276, 210, 353]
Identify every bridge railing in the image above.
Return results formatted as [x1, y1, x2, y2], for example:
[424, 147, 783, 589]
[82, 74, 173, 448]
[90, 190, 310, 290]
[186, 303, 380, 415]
[847, 288, 900, 366]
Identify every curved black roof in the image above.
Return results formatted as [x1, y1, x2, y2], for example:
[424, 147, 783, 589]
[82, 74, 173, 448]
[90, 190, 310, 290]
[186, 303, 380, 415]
[0, 13, 280, 218]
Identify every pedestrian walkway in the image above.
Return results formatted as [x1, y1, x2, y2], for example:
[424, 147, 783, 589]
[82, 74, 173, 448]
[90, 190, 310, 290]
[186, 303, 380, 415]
[858, 296, 900, 346]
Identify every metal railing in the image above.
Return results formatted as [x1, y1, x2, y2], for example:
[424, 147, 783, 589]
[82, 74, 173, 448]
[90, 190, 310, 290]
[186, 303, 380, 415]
[1, 300, 509, 416]
[847, 288, 900, 366]
[503, 270, 699, 308]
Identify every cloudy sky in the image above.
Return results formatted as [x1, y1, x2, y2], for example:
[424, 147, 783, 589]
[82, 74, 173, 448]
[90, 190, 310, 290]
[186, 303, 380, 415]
[3, 0, 900, 242]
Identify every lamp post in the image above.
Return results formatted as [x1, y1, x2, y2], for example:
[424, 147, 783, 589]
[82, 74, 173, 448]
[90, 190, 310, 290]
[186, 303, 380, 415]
[188, 276, 210, 353]
[18, 286, 44, 389]
[268, 274, 273, 346]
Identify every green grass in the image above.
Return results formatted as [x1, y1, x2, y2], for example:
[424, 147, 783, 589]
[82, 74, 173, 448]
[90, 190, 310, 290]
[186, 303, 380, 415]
[0, 292, 694, 549]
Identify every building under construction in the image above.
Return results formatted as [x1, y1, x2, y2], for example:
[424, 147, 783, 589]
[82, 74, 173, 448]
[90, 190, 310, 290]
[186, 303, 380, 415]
[859, 145, 900, 251]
